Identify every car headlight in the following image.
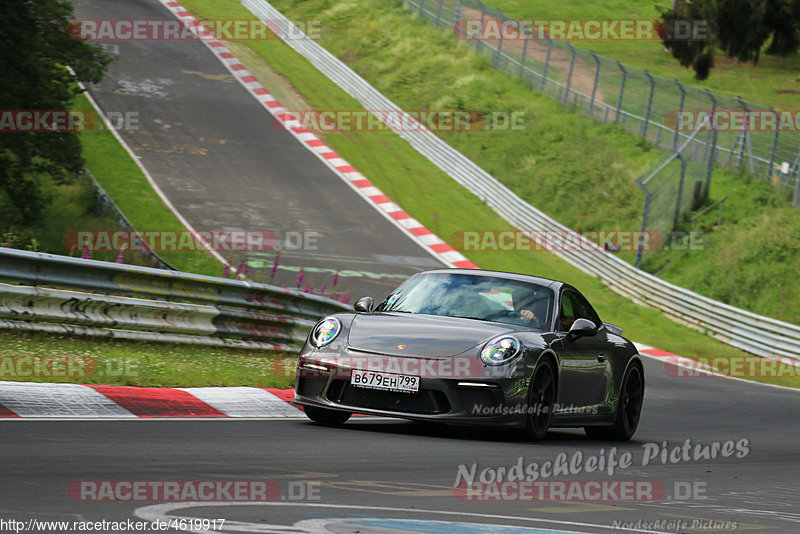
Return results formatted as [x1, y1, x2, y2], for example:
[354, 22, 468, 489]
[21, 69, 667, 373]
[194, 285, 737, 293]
[480, 335, 522, 366]
[310, 317, 342, 348]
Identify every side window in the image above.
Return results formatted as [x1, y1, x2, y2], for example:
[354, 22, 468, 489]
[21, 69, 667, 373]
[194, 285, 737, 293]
[574, 293, 601, 328]
[559, 290, 601, 330]
[558, 292, 578, 331]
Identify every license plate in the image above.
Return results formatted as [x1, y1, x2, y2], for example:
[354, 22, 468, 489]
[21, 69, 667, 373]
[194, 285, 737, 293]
[350, 370, 420, 393]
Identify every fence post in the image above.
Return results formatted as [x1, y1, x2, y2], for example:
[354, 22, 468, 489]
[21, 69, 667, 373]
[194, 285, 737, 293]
[588, 51, 601, 116]
[766, 105, 780, 183]
[794, 170, 800, 207]
[434, 0, 444, 25]
[477, 2, 486, 51]
[703, 88, 717, 198]
[495, 16, 504, 67]
[673, 79, 685, 150]
[518, 27, 528, 78]
[635, 179, 651, 269]
[674, 153, 688, 233]
[733, 96, 755, 172]
[419, 0, 426, 17]
[563, 42, 576, 108]
[642, 70, 655, 139]
[615, 60, 627, 124]
[541, 37, 552, 91]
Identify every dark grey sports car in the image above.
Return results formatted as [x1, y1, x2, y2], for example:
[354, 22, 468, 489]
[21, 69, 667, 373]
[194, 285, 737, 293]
[293, 269, 644, 441]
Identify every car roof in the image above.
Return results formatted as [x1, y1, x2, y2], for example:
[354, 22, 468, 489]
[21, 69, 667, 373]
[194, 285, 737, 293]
[413, 268, 566, 290]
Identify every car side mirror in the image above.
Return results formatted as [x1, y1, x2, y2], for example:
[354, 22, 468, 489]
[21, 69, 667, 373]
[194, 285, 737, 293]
[567, 318, 598, 340]
[354, 296, 374, 313]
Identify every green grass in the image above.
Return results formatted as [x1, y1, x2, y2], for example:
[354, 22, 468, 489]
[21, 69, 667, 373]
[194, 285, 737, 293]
[0, 92, 297, 388]
[170, 0, 800, 392]
[489, 0, 800, 110]
[0, 172, 124, 263]
[0, 330, 295, 388]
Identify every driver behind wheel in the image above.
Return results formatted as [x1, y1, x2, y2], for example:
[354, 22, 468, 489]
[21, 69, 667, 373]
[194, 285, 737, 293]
[512, 288, 548, 328]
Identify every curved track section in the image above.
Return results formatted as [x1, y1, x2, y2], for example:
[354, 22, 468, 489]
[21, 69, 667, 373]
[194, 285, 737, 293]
[72, 0, 450, 301]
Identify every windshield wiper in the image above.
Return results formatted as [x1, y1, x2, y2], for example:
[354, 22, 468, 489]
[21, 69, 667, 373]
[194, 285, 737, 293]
[448, 315, 489, 322]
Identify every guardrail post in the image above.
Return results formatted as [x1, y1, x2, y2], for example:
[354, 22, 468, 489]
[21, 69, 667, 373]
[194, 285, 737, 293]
[635, 179, 651, 269]
[588, 51, 601, 116]
[766, 105, 780, 184]
[642, 71, 655, 139]
[673, 79, 686, 150]
[541, 37, 552, 91]
[563, 42, 576, 108]
[615, 60, 627, 124]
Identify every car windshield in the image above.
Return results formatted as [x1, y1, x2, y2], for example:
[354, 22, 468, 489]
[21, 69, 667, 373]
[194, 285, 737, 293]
[376, 272, 554, 329]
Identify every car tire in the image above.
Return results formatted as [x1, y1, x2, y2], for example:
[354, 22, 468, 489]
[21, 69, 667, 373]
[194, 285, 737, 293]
[524, 358, 556, 441]
[303, 406, 352, 426]
[584, 362, 644, 441]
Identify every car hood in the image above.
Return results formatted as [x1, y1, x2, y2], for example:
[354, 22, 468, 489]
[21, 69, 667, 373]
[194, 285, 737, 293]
[347, 312, 517, 358]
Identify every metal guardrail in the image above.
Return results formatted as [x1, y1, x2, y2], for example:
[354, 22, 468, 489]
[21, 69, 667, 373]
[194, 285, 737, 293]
[243, 0, 800, 361]
[0, 247, 348, 350]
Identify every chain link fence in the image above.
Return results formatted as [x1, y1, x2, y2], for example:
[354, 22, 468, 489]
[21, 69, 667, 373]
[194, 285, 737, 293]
[405, 0, 800, 221]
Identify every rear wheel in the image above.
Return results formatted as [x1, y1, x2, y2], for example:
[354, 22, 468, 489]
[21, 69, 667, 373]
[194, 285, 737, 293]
[585, 362, 644, 441]
[524, 358, 556, 441]
[303, 405, 351, 426]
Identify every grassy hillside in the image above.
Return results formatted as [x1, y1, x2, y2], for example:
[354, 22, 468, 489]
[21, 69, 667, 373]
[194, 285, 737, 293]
[177, 0, 788, 370]
[491, 0, 800, 110]
[220, 0, 798, 326]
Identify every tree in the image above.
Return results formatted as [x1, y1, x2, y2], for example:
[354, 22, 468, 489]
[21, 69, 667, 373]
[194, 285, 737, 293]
[0, 0, 111, 226]
[661, 0, 800, 80]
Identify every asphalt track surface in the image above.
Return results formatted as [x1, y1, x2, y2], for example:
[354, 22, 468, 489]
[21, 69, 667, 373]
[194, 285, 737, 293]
[71, 0, 442, 302]
[2, 357, 800, 533]
[6, 0, 799, 532]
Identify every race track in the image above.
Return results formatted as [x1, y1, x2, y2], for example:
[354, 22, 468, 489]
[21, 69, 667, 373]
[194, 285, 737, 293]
[71, 0, 443, 302]
[2, 357, 800, 533]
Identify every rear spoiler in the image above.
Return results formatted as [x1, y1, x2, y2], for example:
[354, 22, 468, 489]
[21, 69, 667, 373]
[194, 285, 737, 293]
[603, 322, 623, 336]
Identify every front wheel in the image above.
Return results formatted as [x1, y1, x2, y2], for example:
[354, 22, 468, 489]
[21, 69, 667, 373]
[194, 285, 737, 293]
[303, 405, 351, 426]
[524, 358, 556, 441]
[585, 362, 644, 441]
